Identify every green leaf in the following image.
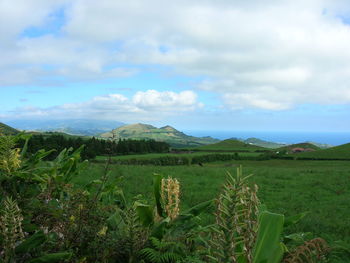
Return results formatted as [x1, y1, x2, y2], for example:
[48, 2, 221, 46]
[284, 232, 313, 243]
[107, 209, 126, 231]
[253, 211, 285, 263]
[151, 217, 170, 239]
[135, 202, 154, 227]
[182, 199, 214, 217]
[284, 212, 309, 228]
[15, 231, 46, 254]
[28, 252, 72, 263]
[153, 173, 164, 217]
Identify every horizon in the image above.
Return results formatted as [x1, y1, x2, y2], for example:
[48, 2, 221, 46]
[1, 1, 350, 133]
[2, 118, 349, 146]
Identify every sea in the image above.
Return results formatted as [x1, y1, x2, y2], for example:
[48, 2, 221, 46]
[183, 130, 350, 146]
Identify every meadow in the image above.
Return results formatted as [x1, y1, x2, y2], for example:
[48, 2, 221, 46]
[2, 131, 350, 262]
[76, 159, 350, 250]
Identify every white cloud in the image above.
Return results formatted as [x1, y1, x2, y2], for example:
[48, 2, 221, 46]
[132, 90, 198, 111]
[3, 90, 200, 121]
[2, 0, 350, 110]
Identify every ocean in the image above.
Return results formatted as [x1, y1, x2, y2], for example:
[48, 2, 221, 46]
[183, 130, 350, 146]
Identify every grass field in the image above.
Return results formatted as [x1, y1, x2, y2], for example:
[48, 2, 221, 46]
[192, 138, 267, 152]
[74, 159, 350, 254]
[295, 143, 350, 160]
[94, 151, 261, 161]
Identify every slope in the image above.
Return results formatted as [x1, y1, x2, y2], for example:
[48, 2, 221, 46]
[0, 122, 19, 135]
[195, 139, 268, 152]
[277, 142, 321, 152]
[295, 142, 350, 160]
[100, 123, 219, 147]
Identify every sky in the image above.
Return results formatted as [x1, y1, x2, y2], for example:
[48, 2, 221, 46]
[1, 0, 350, 132]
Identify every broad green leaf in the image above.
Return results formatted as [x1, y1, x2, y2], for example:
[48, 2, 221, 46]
[151, 217, 170, 239]
[135, 202, 154, 226]
[182, 199, 214, 217]
[284, 212, 309, 228]
[153, 173, 164, 217]
[107, 209, 126, 231]
[253, 211, 285, 263]
[28, 252, 72, 263]
[15, 231, 46, 254]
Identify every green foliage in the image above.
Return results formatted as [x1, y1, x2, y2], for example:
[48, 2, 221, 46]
[206, 167, 260, 262]
[0, 196, 25, 263]
[0, 133, 346, 262]
[295, 142, 350, 160]
[140, 237, 185, 263]
[17, 134, 170, 160]
[253, 211, 285, 263]
[0, 122, 19, 135]
[195, 139, 267, 152]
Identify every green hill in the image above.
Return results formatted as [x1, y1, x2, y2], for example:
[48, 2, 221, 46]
[100, 123, 219, 147]
[277, 142, 321, 152]
[295, 142, 350, 160]
[194, 139, 267, 152]
[0, 122, 19, 135]
[243, 137, 286, 149]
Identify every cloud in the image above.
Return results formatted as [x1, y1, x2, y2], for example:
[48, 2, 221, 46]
[133, 90, 198, 111]
[2, 0, 350, 111]
[3, 90, 201, 122]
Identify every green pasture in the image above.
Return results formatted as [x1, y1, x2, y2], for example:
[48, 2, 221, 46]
[193, 138, 267, 152]
[295, 143, 350, 160]
[94, 151, 261, 161]
[74, 159, 350, 250]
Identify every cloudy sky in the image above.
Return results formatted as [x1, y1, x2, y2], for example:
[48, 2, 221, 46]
[1, 0, 350, 132]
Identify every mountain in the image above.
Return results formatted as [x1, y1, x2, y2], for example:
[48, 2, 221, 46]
[195, 139, 268, 152]
[5, 119, 125, 136]
[242, 137, 286, 149]
[0, 122, 19, 135]
[307, 141, 333, 149]
[295, 142, 350, 160]
[277, 142, 321, 152]
[100, 123, 219, 147]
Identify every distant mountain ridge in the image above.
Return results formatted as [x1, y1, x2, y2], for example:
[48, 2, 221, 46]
[231, 137, 332, 149]
[5, 119, 125, 136]
[100, 123, 219, 147]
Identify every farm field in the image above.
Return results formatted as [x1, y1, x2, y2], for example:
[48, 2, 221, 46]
[94, 151, 261, 161]
[74, 158, 350, 254]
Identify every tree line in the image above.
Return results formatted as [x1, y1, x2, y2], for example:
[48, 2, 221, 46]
[17, 134, 170, 160]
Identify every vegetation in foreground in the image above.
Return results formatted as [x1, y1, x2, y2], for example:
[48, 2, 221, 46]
[1, 133, 349, 262]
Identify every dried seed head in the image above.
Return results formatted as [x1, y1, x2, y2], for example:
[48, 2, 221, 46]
[161, 177, 180, 220]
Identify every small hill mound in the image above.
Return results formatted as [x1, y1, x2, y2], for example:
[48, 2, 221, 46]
[100, 123, 218, 147]
[0, 122, 19, 135]
[277, 142, 321, 153]
[244, 137, 286, 149]
[196, 139, 267, 152]
[295, 142, 350, 160]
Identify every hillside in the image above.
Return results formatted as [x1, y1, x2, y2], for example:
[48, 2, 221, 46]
[194, 139, 267, 152]
[295, 142, 350, 160]
[0, 122, 19, 135]
[277, 142, 321, 152]
[243, 137, 286, 149]
[100, 123, 219, 147]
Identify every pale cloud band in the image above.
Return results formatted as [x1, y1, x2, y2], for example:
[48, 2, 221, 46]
[2, 90, 201, 121]
[1, 0, 350, 112]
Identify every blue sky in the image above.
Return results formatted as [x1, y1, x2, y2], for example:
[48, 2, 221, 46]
[1, 0, 350, 132]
